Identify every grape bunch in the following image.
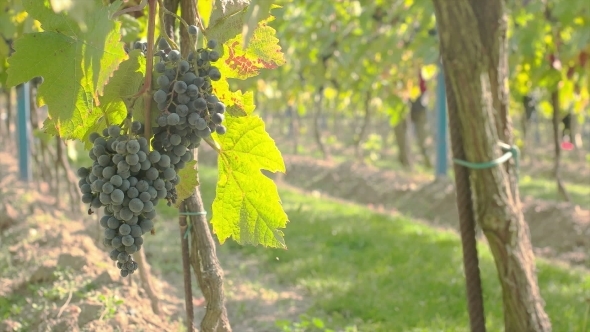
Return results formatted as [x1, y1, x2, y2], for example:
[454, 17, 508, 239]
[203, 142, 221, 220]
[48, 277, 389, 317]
[77, 124, 175, 277]
[149, 27, 226, 204]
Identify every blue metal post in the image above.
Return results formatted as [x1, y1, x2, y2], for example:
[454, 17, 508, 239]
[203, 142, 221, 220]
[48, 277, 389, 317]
[435, 63, 448, 178]
[16, 83, 32, 182]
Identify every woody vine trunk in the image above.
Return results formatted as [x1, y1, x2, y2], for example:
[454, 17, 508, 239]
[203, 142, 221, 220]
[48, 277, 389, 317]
[432, 1, 552, 331]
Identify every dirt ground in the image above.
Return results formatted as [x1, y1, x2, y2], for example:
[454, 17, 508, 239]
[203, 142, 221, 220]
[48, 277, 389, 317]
[0, 145, 307, 332]
[197, 148, 590, 268]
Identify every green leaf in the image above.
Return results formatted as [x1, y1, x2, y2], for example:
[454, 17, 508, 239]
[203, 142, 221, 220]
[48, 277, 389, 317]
[241, 0, 272, 49]
[6, 0, 127, 140]
[220, 18, 285, 79]
[207, 0, 250, 45]
[175, 160, 198, 207]
[211, 115, 288, 248]
[198, 0, 214, 28]
[212, 78, 256, 116]
[86, 49, 146, 144]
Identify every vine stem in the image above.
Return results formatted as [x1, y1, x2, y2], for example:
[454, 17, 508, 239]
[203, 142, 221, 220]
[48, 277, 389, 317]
[180, 0, 231, 330]
[131, 0, 161, 317]
[112, 0, 148, 18]
[179, 202, 195, 331]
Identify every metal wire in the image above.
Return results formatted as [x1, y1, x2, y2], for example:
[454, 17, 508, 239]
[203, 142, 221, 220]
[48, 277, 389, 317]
[443, 68, 487, 332]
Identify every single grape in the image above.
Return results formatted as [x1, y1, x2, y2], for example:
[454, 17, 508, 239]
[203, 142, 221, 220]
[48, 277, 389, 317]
[142, 200, 154, 213]
[158, 37, 170, 50]
[173, 145, 187, 157]
[119, 224, 131, 236]
[127, 140, 141, 154]
[127, 187, 139, 199]
[158, 154, 171, 168]
[197, 127, 212, 138]
[81, 193, 94, 204]
[107, 217, 121, 230]
[140, 219, 154, 234]
[200, 51, 209, 61]
[173, 81, 188, 94]
[177, 93, 191, 105]
[178, 60, 190, 74]
[107, 125, 121, 137]
[168, 49, 181, 61]
[110, 175, 123, 187]
[193, 77, 205, 87]
[88, 132, 101, 143]
[102, 182, 114, 194]
[117, 252, 130, 263]
[120, 207, 134, 221]
[195, 118, 208, 130]
[125, 244, 138, 254]
[163, 167, 176, 180]
[148, 151, 161, 164]
[155, 61, 166, 73]
[121, 235, 135, 247]
[98, 193, 112, 206]
[208, 67, 221, 81]
[176, 105, 189, 117]
[157, 75, 170, 89]
[111, 189, 124, 203]
[136, 180, 150, 193]
[209, 50, 220, 62]
[102, 166, 116, 179]
[120, 270, 129, 277]
[117, 160, 130, 173]
[125, 153, 140, 166]
[157, 115, 168, 127]
[214, 102, 226, 113]
[188, 25, 198, 35]
[206, 94, 220, 104]
[193, 98, 207, 111]
[216, 125, 227, 135]
[167, 113, 180, 126]
[105, 228, 117, 240]
[212, 113, 224, 125]
[169, 134, 182, 146]
[207, 39, 218, 49]
[153, 89, 168, 103]
[77, 167, 90, 178]
[188, 113, 200, 126]
[139, 191, 152, 203]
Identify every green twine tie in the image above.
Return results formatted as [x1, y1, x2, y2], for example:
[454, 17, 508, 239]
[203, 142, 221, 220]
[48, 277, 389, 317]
[179, 211, 207, 238]
[453, 142, 520, 180]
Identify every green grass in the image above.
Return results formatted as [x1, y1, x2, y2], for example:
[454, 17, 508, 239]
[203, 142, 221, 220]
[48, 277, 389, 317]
[519, 175, 590, 207]
[167, 166, 590, 332]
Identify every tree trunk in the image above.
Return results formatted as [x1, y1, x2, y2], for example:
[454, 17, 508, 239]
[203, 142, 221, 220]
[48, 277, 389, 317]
[393, 114, 412, 168]
[291, 105, 300, 154]
[411, 93, 432, 168]
[352, 91, 372, 160]
[312, 86, 330, 160]
[433, 1, 552, 331]
[550, 90, 571, 202]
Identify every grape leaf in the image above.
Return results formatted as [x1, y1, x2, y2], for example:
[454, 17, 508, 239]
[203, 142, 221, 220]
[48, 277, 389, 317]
[220, 18, 285, 80]
[6, 0, 127, 140]
[207, 0, 250, 45]
[212, 78, 255, 116]
[242, 0, 272, 49]
[198, 0, 214, 27]
[211, 115, 288, 248]
[175, 160, 199, 207]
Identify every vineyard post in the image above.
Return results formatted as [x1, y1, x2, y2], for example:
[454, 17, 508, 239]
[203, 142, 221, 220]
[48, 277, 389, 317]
[435, 62, 448, 179]
[16, 82, 31, 182]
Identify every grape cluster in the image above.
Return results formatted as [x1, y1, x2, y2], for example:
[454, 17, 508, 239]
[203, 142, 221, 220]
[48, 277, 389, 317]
[77, 124, 176, 277]
[149, 28, 226, 204]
